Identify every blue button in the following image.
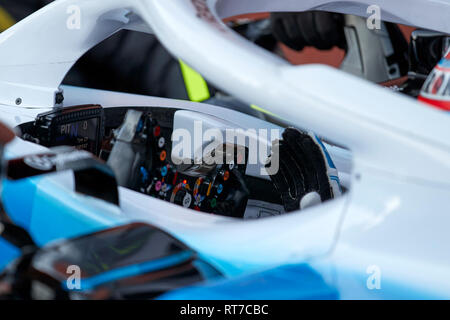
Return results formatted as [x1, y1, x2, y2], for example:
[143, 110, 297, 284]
[136, 119, 144, 132]
[140, 167, 148, 183]
[161, 166, 168, 177]
[217, 184, 224, 194]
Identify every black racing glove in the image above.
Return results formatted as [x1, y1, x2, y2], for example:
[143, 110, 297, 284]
[270, 11, 346, 51]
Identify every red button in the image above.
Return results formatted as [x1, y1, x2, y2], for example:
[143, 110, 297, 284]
[153, 126, 161, 137]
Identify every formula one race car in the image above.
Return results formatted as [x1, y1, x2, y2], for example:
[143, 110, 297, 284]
[0, 0, 449, 300]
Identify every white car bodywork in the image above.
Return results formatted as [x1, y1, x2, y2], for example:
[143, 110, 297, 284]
[0, 0, 449, 299]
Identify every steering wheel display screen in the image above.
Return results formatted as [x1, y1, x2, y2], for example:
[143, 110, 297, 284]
[53, 118, 100, 152]
[19, 104, 105, 155]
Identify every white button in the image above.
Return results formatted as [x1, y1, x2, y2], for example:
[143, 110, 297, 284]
[182, 193, 192, 208]
[158, 137, 165, 148]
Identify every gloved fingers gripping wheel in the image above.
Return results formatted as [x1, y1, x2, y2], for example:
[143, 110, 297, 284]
[266, 128, 340, 212]
[270, 11, 346, 51]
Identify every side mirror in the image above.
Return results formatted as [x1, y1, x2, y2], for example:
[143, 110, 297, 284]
[0, 223, 221, 300]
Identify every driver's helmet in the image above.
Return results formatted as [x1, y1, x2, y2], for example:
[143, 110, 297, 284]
[418, 48, 450, 111]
